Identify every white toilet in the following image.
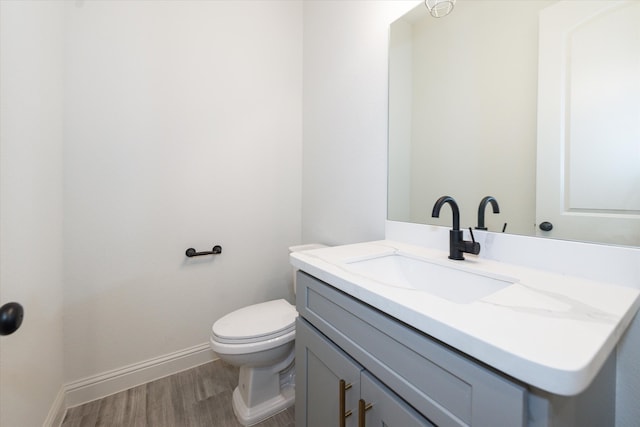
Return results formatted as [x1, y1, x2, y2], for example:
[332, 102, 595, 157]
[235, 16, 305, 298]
[209, 244, 326, 426]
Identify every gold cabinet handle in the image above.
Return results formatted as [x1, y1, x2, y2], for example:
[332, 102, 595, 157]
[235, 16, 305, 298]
[358, 399, 373, 427]
[339, 379, 353, 427]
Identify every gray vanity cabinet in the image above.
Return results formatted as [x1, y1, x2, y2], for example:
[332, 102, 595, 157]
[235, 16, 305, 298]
[296, 317, 434, 427]
[295, 271, 527, 427]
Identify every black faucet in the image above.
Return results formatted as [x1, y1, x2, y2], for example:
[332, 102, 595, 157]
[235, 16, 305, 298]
[475, 196, 500, 230]
[431, 196, 480, 260]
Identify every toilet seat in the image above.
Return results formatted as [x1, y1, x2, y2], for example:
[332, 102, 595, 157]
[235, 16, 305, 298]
[211, 299, 297, 344]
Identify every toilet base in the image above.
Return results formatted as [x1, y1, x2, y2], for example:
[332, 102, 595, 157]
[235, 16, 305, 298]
[232, 384, 295, 426]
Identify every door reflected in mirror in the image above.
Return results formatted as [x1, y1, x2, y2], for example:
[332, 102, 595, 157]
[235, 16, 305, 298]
[388, 0, 640, 247]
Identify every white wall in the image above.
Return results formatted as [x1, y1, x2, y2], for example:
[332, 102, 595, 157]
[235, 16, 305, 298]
[0, 1, 65, 425]
[301, 1, 417, 245]
[62, 0, 302, 383]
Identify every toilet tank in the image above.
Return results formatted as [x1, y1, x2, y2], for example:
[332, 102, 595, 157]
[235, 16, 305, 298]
[289, 244, 327, 294]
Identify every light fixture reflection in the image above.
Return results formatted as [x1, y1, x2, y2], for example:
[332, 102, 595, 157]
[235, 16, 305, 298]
[425, 0, 456, 18]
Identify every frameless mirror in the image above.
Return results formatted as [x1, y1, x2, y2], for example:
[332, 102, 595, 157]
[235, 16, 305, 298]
[388, 0, 639, 247]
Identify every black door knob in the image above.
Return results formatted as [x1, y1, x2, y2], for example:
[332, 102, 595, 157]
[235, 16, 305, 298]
[0, 302, 24, 336]
[539, 221, 553, 232]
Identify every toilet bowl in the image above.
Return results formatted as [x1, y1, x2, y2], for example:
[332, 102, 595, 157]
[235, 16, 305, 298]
[209, 244, 326, 426]
[210, 299, 297, 426]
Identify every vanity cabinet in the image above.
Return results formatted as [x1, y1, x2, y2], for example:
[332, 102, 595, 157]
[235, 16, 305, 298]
[295, 271, 526, 427]
[296, 317, 434, 427]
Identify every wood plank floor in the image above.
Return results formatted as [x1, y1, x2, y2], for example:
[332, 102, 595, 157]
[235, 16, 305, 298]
[61, 360, 294, 427]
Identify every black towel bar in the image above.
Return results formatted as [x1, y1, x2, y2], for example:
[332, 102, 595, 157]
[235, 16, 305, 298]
[185, 245, 222, 257]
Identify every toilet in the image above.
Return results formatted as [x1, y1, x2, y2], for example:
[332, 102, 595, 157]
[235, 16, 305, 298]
[209, 244, 326, 426]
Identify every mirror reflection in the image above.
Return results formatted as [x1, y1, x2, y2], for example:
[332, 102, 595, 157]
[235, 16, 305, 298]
[388, 0, 639, 247]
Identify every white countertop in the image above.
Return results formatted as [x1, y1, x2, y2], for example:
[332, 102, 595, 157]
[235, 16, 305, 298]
[290, 240, 640, 396]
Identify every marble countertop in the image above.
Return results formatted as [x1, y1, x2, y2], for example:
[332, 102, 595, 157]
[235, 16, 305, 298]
[290, 240, 640, 396]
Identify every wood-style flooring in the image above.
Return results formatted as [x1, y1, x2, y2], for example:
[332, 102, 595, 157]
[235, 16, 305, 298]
[61, 360, 294, 427]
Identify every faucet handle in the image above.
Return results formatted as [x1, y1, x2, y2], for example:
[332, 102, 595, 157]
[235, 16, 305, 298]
[465, 228, 481, 255]
[468, 227, 476, 243]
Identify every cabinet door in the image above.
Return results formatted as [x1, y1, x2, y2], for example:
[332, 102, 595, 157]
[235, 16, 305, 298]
[296, 318, 362, 427]
[360, 371, 435, 427]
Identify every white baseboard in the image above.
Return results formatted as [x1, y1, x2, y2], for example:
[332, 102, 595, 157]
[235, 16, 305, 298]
[64, 342, 216, 409]
[43, 386, 66, 427]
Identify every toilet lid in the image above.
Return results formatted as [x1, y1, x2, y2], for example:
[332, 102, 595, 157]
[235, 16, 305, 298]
[212, 299, 297, 342]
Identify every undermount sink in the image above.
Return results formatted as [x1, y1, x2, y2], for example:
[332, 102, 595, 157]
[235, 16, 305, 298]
[345, 253, 516, 304]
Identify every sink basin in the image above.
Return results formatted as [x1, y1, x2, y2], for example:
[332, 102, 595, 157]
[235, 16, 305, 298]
[345, 254, 516, 304]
